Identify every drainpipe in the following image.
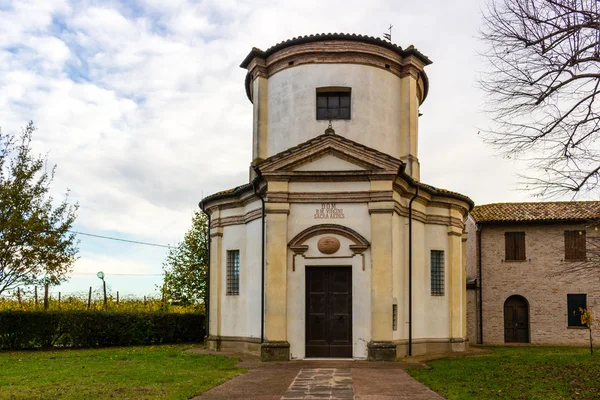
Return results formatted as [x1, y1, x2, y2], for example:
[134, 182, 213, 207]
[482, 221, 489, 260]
[477, 225, 484, 344]
[199, 202, 211, 340]
[408, 185, 419, 356]
[251, 165, 266, 344]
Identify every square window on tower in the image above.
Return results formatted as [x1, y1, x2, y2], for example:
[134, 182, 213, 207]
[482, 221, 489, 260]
[316, 89, 351, 120]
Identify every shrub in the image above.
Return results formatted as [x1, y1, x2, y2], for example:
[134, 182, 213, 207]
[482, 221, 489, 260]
[0, 311, 205, 349]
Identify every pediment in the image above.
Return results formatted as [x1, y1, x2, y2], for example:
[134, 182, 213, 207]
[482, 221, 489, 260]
[290, 150, 369, 171]
[257, 133, 403, 173]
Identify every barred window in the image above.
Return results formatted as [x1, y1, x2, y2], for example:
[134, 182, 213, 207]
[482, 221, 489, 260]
[316, 90, 351, 120]
[430, 250, 445, 296]
[505, 232, 526, 261]
[226, 250, 240, 296]
[564, 230, 586, 261]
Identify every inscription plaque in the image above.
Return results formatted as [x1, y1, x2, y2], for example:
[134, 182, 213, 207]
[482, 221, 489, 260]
[314, 203, 345, 219]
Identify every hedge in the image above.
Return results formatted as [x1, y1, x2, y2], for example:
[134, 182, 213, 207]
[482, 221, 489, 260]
[0, 311, 205, 349]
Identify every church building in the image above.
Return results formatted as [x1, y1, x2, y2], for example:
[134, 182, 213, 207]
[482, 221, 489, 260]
[199, 33, 473, 361]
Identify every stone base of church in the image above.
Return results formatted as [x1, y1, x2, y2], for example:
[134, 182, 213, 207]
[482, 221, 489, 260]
[394, 337, 469, 357]
[261, 341, 290, 361]
[205, 335, 262, 355]
[367, 341, 397, 361]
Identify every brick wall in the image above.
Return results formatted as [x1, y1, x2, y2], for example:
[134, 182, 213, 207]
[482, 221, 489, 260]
[473, 223, 599, 345]
[466, 288, 478, 344]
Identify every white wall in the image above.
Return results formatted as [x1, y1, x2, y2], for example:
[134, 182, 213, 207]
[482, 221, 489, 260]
[267, 64, 404, 159]
[287, 247, 372, 359]
[413, 223, 450, 339]
[287, 202, 371, 241]
[219, 215, 262, 339]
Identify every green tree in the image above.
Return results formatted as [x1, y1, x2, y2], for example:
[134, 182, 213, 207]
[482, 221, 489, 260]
[0, 122, 79, 294]
[161, 210, 208, 309]
[580, 308, 599, 355]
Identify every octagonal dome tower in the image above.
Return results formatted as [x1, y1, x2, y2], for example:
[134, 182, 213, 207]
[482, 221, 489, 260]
[241, 33, 431, 179]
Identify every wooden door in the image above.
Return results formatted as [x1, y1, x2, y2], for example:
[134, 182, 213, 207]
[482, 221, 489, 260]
[306, 267, 352, 358]
[504, 295, 529, 343]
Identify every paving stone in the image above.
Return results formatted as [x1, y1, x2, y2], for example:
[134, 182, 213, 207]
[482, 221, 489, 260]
[281, 368, 354, 400]
[194, 357, 446, 400]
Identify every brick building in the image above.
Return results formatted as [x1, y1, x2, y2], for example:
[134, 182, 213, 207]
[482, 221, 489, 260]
[466, 202, 600, 345]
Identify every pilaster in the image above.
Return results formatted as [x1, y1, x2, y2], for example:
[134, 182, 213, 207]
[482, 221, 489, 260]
[399, 70, 420, 180]
[206, 224, 223, 350]
[368, 198, 395, 360]
[448, 225, 466, 350]
[462, 231, 468, 336]
[252, 75, 269, 163]
[262, 202, 290, 361]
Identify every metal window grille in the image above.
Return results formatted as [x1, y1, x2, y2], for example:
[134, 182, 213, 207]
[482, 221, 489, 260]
[505, 232, 526, 261]
[564, 230, 586, 261]
[226, 250, 240, 296]
[430, 250, 444, 296]
[392, 304, 398, 331]
[316, 91, 351, 120]
[567, 294, 586, 327]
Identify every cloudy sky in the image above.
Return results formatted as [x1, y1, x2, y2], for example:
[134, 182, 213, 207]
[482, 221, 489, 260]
[0, 0, 565, 297]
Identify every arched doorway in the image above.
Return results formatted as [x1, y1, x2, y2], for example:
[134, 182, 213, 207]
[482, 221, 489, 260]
[504, 295, 529, 343]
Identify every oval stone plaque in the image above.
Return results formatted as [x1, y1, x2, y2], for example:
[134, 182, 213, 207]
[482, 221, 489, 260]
[317, 236, 340, 255]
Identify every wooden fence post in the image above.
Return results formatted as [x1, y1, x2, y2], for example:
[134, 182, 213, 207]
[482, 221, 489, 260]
[58, 292, 61, 309]
[44, 284, 49, 311]
[87, 286, 92, 310]
[17, 288, 22, 307]
[116, 291, 119, 305]
[103, 280, 107, 308]
[34, 286, 38, 307]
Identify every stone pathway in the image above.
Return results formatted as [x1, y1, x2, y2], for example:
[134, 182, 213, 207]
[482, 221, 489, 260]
[189, 349, 450, 400]
[281, 368, 353, 400]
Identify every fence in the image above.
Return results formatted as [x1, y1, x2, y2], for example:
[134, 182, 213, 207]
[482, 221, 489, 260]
[0, 286, 204, 314]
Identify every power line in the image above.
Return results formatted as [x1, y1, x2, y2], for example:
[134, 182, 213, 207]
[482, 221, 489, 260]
[70, 272, 163, 276]
[69, 231, 171, 249]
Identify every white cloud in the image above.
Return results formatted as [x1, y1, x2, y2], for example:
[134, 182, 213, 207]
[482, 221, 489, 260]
[0, 0, 558, 295]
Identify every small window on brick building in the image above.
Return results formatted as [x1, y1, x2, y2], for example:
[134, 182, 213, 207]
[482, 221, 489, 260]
[564, 230, 586, 261]
[505, 232, 526, 261]
[430, 250, 445, 296]
[567, 294, 587, 327]
[226, 250, 240, 295]
[316, 88, 351, 120]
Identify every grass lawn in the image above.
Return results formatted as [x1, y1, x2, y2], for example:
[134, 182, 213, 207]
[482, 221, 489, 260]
[0, 345, 243, 399]
[407, 346, 600, 400]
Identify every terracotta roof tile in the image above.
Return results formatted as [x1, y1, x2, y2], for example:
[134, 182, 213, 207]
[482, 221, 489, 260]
[239, 32, 432, 68]
[199, 183, 254, 206]
[471, 201, 600, 223]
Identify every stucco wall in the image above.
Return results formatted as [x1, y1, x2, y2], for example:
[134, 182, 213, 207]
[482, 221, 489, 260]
[416, 223, 450, 339]
[287, 201, 371, 241]
[287, 202, 372, 359]
[217, 211, 262, 339]
[479, 223, 599, 345]
[267, 64, 409, 159]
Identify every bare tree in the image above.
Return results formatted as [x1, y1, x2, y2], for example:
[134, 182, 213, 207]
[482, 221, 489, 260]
[480, 0, 600, 197]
